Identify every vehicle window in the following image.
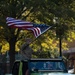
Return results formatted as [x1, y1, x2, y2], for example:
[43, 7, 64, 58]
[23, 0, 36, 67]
[29, 61, 66, 72]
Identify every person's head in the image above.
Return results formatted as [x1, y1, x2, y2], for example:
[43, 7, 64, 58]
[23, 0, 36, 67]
[25, 38, 32, 44]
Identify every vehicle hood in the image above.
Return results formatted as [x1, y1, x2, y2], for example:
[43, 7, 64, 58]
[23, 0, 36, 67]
[31, 72, 74, 75]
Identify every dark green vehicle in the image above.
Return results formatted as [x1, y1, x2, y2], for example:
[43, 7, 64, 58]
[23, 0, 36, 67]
[12, 58, 74, 75]
[28, 58, 74, 75]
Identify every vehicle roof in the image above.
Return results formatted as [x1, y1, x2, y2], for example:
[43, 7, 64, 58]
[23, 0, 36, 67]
[30, 58, 63, 61]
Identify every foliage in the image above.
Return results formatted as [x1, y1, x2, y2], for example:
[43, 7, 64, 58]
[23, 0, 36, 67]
[1, 0, 75, 72]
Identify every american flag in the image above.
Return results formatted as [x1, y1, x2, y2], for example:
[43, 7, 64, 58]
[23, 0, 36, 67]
[6, 17, 51, 38]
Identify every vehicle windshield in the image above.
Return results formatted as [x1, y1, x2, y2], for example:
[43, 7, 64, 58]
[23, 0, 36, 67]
[29, 61, 65, 71]
[28, 59, 67, 73]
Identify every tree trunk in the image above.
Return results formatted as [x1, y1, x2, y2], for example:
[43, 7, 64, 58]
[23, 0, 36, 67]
[74, 60, 75, 74]
[59, 36, 62, 57]
[9, 39, 16, 73]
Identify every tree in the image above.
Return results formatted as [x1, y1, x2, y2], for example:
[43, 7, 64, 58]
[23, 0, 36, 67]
[0, 0, 48, 72]
[52, 0, 75, 57]
[43, 0, 75, 57]
[1, 0, 75, 73]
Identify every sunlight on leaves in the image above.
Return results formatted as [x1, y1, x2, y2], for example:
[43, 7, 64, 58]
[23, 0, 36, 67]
[62, 42, 68, 50]
[1, 43, 9, 53]
[41, 43, 49, 49]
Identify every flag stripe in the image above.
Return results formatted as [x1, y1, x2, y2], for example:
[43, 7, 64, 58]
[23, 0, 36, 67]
[27, 27, 41, 37]
[29, 28, 37, 37]
[33, 27, 41, 37]
[7, 22, 32, 25]
[7, 23, 33, 27]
